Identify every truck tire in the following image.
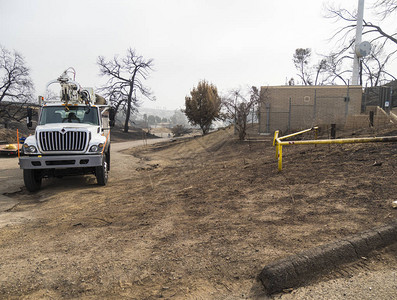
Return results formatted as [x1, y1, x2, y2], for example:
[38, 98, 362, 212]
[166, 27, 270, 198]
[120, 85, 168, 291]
[96, 154, 109, 186]
[23, 169, 42, 192]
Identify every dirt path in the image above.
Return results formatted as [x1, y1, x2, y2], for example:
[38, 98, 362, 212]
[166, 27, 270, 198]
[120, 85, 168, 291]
[0, 129, 396, 299]
[0, 156, 28, 227]
[0, 138, 168, 229]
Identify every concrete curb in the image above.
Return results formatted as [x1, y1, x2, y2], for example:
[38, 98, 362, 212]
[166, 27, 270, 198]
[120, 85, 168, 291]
[258, 221, 397, 294]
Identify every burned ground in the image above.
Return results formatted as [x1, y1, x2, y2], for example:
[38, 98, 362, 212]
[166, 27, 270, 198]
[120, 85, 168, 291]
[0, 126, 396, 299]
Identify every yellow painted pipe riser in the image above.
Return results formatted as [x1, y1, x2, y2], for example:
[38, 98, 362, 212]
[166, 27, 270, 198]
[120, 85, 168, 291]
[278, 145, 283, 171]
[273, 130, 279, 146]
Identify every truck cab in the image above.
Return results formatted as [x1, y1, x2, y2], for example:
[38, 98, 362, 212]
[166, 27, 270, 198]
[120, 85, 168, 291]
[19, 69, 114, 192]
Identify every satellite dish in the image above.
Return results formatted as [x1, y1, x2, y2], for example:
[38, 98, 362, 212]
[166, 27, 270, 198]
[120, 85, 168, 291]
[355, 41, 371, 57]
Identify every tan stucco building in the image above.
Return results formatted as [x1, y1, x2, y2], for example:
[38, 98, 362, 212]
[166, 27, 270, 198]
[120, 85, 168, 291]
[259, 85, 363, 133]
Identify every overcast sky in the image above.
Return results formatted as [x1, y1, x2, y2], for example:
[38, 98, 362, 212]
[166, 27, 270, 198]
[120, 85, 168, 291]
[1, 0, 396, 110]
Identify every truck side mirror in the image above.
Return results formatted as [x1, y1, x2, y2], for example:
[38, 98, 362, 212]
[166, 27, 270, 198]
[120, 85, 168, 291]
[27, 107, 33, 128]
[109, 108, 115, 127]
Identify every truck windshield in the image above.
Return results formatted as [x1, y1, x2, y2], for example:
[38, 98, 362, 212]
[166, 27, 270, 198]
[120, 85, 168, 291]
[39, 106, 99, 125]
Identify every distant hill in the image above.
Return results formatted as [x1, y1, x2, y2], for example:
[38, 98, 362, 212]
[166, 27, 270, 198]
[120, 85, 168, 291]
[137, 107, 181, 119]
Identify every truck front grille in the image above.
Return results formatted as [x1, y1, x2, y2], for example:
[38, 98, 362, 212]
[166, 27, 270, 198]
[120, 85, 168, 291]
[39, 131, 88, 152]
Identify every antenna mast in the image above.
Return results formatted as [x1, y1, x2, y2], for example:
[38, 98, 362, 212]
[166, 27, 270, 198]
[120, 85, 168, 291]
[352, 0, 365, 85]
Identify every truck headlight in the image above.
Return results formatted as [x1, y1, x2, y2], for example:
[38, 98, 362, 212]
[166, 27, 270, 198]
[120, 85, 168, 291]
[24, 144, 37, 153]
[89, 143, 104, 153]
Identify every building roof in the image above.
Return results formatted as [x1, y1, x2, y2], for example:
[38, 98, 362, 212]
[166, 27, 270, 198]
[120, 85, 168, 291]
[261, 85, 363, 90]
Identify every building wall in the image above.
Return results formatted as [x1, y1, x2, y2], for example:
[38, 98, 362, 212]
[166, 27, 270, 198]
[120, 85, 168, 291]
[259, 85, 363, 133]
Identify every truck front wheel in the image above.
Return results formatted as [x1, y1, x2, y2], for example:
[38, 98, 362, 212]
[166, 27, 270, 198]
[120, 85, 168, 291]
[23, 169, 42, 192]
[96, 154, 109, 186]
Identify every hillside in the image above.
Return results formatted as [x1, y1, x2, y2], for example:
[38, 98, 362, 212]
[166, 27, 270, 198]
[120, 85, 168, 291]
[0, 126, 396, 298]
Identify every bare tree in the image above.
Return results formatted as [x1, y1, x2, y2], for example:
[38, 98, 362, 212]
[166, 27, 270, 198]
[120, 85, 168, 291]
[314, 59, 328, 85]
[361, 43, 397, 86]
[97, 48, 155, 132]
[0, 45, 34, 126]
[373, 0, 397, 20]
[322, 53, 350, 85]
[322, 1, 397, 86]
[323, 46, 397, 86]
[222, 86, 263, 141]
[326, 2, 397, 46]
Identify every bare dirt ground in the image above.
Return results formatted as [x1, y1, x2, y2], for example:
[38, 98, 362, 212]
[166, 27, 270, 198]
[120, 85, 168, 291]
[0, 126, 397, 299]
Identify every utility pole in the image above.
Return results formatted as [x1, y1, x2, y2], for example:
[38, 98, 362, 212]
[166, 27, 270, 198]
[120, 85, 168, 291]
[352, 0, 365, 85]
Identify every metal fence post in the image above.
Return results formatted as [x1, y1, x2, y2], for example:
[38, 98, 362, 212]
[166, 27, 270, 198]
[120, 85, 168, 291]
[345, 84, 350, 118]
[385, 87, 391, 114]
[288, 97, 291, 132]
[266, 103, 270, 133]
[313, 89, 317, 124]
[331, 124, 336, 139]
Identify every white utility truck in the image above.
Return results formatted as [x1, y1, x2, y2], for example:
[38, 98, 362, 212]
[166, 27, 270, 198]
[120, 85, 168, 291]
[19, 69, 115, 192]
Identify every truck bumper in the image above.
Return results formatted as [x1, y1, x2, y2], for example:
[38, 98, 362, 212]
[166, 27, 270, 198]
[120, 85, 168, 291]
[19, 154, 103, 169]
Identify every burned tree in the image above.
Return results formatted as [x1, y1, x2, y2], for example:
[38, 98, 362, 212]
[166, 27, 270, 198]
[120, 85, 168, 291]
[323, 1, 397, 86]
[326, 1, 397, 46]
[97, 48, 154, 132]
[292, 48, 329, 86]
[0, 45, 34, 126]
[222, 86, 263, 141]
[293, 48, 313, 85]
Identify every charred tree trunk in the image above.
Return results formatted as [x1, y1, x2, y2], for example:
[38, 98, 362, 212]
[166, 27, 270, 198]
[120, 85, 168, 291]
[124, 70, 137, 133]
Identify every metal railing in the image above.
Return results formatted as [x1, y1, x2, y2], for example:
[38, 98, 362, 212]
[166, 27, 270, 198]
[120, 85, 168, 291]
[273, 127, 397, 171]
